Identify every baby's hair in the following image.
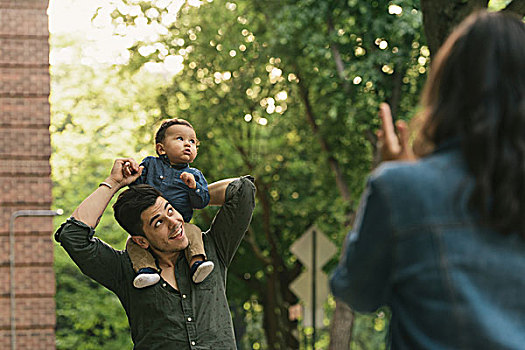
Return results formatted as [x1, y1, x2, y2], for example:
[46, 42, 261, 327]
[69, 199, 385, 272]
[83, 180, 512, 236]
[155, 118, 195, 145]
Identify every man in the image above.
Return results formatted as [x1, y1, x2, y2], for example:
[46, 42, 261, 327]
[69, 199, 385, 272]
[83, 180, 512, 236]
[55, 158, 256, 349]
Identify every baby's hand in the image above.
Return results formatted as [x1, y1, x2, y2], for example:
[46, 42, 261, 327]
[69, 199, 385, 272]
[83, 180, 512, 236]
[122, 161, 134, 177]
[180, 172, 196, 189]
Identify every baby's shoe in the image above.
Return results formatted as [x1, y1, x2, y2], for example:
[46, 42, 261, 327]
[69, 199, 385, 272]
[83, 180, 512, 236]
[190, 260, 214, 283]
[133, 267, 161, 288]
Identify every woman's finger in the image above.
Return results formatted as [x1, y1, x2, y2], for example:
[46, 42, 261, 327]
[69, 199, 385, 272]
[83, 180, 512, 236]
[379, 103, 397, 148]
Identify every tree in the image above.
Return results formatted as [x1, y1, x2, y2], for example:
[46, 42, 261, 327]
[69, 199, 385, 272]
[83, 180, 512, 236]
[420, 0, 525, 56]
[51, 32, 165, 349]
[108, 0, 427, 347]
[54, 0, 522, 348]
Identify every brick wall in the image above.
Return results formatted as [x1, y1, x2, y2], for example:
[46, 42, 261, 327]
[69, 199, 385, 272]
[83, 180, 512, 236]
[0, 0, 55, 349]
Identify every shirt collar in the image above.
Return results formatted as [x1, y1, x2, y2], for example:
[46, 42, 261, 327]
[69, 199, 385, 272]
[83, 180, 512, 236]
[159, 154, 189, 170]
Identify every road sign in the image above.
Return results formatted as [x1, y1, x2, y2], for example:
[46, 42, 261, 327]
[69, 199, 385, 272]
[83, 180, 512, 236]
[290, 225, 338, 269]
[290, 225, 337, 329]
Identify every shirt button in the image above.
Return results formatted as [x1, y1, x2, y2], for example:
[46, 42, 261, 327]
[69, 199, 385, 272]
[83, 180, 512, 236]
[159, 175, 164, 179]
[162, 283, 166, 287]
[191, 341, 196, 346]
[188, 317, 192, 322]
[196, 189, 200, 193]
[182, 294, 187, 299]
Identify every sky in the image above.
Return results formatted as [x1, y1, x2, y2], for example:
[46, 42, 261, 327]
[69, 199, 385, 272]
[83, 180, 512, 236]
[47, 0, 131, 65]
[47, 0, 105, 34]
[47, 0, 187, 73]
[46, 0, 509, 70]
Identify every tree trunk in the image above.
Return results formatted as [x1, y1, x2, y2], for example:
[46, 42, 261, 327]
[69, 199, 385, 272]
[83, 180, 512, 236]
[421, 0, 525, 56]
[328, 301, 354, 349]
[233, 142, 300, 348]
[294, 67, 358, 350]
[295, 71, 353, 204]
[420, 0, 488, 56]
[261, 268, 301, 349]
[501, 0, 525, 16]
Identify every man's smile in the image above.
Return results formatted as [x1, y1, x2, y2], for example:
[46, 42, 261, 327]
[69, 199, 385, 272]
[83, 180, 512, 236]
[168, 224, 184, 240]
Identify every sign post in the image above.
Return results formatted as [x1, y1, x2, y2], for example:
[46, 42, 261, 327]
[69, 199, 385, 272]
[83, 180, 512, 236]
[290, 225, 337, 348]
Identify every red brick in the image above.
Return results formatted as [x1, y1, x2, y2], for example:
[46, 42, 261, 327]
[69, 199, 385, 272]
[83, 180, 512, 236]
[0, 97, 50, 127]
[0, 177, 52, 205]
[0, 329, 55, 350]
[0, 159, 51, 176]
[0, 37, 49, 66]
[0, 8, 49, 37]
[0, 296, 55, 327]
[0, 266, 55, 296]
[0, 0, 49, 10]
[0, 234, 54, 266]
[0, 128, 51, 158]
[0, 208, 55, 234]
[18, 329, 55, 350]
[0, 67, 50, 96]
[0, 2, 54, 347]
[0, 330, 7, 350]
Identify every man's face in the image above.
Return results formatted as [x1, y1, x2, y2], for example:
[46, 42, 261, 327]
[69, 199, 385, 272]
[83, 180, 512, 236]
[157, 124, 198, 165]
[140, 197, 189, 253]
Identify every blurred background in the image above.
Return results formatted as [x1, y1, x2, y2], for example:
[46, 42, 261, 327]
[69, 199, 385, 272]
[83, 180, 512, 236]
[43, 0, 516, 349]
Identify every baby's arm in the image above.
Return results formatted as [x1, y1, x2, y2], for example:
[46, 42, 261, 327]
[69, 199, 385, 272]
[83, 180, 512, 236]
[180, 172, 197, 189]
[128, 157, 151, 186]
[182, 170, 210, 209]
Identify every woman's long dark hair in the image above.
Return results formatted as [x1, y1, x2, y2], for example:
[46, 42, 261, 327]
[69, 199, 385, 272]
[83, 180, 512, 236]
[417, 11, 525, 236]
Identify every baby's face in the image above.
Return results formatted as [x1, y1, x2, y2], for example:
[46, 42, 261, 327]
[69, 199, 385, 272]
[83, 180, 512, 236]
[157, 124, 198, 164]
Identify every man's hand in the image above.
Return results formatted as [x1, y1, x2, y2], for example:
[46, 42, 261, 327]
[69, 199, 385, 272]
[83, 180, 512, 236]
[180, 172, 196, 189]
[105, 158, 143, 189]
[71, 158, 142, 228]
[377, 103, 415, 162]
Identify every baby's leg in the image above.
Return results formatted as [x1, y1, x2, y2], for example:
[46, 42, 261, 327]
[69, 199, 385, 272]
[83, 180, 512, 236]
[184, 223, 206, 264]
[184, 223, 214, 283]
[126, 237, 160, 288]
[126, 237, 158, 272]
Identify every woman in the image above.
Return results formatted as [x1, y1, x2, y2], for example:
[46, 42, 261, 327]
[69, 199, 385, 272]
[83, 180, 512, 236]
[331, 11, 525, 349]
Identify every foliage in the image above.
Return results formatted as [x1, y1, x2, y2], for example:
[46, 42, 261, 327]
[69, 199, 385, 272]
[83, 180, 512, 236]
[54, 248, 132, 349]
[105, 0, 428, 347]
[50, 31, 166, 349]
[51, 0, 518, 348]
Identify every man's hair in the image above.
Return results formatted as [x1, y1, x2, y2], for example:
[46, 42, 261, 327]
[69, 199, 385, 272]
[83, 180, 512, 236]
[113, 184, 162, 237]
[155, 118, 199, 155]
[416, 11, 525, 236]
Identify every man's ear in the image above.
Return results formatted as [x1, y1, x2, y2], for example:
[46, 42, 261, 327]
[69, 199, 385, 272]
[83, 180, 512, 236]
[156, 143, 165, 155]
[131, 235, 150, 249]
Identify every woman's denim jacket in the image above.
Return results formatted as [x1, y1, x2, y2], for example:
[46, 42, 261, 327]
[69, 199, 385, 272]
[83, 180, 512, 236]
[331, 142, 525, 349]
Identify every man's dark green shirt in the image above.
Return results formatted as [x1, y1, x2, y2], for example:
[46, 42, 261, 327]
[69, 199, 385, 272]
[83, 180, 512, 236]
[55, 177, 255, 350]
